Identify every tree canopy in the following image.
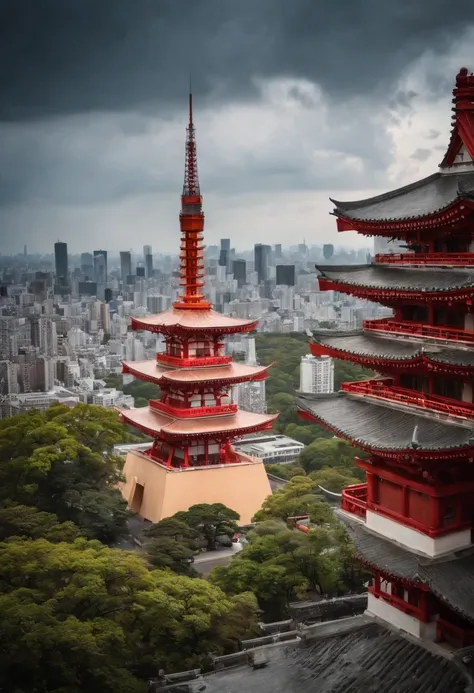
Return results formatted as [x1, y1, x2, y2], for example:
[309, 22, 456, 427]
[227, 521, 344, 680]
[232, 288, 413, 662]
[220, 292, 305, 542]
[0, 537, 260, 692]
[0, 404, 131, 543]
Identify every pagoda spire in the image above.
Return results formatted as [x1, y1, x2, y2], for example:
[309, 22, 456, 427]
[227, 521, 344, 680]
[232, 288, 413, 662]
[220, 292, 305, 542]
[182, 86, 200, 197]
[175, 88, 210, 310]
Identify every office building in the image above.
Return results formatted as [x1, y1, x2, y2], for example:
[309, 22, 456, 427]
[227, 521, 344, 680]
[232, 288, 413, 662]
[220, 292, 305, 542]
[54, 241, 69, 291]
[232, 259, 247, 288]
[254, 244, 271, 283]
[299, 354, 334, 394]
[120, 251, 132, 282]
[276, 264, 295, 286]
[144, 245, 153, 278]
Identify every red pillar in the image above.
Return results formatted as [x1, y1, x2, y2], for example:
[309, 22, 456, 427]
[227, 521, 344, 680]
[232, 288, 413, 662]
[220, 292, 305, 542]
[204, 439, 209, 465]
[419, 590, 430, 623]
[366, 472, 375, 506]
[430, 497, 440, 531]
[183, 446, 189, 468]
[403, 485, 409, 518]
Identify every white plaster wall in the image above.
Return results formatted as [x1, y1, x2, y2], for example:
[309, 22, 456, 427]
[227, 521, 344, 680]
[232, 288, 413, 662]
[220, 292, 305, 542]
[366, 510, 471, 557]
[367, 593, 437, 641]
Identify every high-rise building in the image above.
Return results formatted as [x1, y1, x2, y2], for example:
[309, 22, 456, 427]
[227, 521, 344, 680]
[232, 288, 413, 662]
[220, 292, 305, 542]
[254, 243, 271, 283]
[298, 68, 474, 650]
[93, 250, 108, 281]
[93, 252, 107, 284]
[274, 243, 282, 259]
[120, 251, 132, 282]
[219, 238, 231, 269]
[118, 91, 276, 525]
[232, 259, 247, 288]
[80, 252, 94, 279]
[38, 317, 58, 357]
[144, 245, 153, 278]
[299, 354, 334, 394]
[276, 264, 295, 286]
[54, 241, 69, 292]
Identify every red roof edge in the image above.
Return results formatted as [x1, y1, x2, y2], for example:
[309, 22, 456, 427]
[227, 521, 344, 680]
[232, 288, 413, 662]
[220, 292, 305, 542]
[441, 67, 474, 168]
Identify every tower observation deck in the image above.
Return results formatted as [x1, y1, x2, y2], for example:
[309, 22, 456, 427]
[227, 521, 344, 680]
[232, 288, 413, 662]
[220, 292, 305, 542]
[297, 68, 474, 649]
[118, 93, 276, 524]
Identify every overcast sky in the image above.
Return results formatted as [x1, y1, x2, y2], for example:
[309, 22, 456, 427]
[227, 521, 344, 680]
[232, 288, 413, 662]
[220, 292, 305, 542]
[2, 1, 474, 255]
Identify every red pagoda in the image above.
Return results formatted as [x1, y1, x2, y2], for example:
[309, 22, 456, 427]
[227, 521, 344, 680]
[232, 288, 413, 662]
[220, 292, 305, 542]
[297, 68, 474, 648]
[119, 93, 276, 525]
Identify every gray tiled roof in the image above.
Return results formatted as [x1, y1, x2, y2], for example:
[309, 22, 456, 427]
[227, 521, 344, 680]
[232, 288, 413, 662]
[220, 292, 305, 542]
[341, 517, 474, 623]
[331, 171, 474, 221]
[296, 393, 474, 451]
[312, 331, 474, 367]
[316, 264, 474, 292]
[193, 623, 468, 693]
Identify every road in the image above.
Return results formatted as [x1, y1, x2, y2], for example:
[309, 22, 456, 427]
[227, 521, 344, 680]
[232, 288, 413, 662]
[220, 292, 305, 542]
[193, 541, 243, 575]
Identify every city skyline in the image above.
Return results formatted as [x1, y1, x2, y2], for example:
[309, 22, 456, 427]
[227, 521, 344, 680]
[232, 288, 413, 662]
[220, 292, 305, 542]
[2, 2, 474, 253]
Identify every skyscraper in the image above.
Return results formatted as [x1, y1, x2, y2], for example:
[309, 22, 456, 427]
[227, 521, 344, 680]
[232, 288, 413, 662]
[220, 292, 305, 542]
[276, 265, 295, 286]
[93, 250, 108, 281]
[254, 243, 271, 284]
[144, 245, 153, 279]
[120, 251, 132, 282]
[80, 252, 94, 279]
[232, 259, 247, 288]
[54, 241, 69, 290]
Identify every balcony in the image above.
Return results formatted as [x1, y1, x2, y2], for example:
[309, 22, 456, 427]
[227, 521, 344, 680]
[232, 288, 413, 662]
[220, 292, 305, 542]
[363, 318, 474, 346]
[149, 399, 238, 419]
[376, 252, 474, 267]
[156, 353, 232, 368]
[341, 379, 474, 424]
[436, 617, 474, 649]
[341, 483, 367, 519]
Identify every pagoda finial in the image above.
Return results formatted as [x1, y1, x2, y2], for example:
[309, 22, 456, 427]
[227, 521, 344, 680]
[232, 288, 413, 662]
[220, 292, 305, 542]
[183, 78, 200, 198]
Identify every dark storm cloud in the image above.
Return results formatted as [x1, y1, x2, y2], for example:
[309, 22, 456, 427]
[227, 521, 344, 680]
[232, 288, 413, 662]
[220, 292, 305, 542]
[1, 0, 474, 121]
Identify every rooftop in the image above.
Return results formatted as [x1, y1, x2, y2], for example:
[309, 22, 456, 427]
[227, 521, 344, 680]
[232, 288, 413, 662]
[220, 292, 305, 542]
[296, 392, 474, 453]
[311, 330, 474, 368]
[331, 170, 474, 222]
[119, 406, 277, 439]
[159, 621, 468, 693]
[122, 360, 269, 386]
[131, 307, 258, 334]
[316, 264, 474, 292]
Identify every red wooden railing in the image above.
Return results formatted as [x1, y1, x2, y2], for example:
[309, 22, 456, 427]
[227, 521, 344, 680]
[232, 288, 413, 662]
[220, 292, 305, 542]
[363, 318, 474, 345]
[156, 354, 232, 367]
[341, 483, 368, 519]
[149, 399, 237, 418]
[376, 252, 474, 266]
[368, 586, 424, 620]
[341, 379, 474, 421]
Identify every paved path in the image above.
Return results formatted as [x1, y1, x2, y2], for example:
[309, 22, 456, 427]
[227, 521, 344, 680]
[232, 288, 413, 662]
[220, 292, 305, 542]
[194, 541, 243, 575]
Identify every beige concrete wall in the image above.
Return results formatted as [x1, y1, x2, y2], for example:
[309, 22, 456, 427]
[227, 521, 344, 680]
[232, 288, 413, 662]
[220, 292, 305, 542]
[120, 450, 272, 524]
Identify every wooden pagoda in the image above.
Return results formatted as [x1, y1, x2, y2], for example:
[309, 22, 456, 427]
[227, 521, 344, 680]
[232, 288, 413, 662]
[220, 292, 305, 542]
[118, 93, 276, 524]
[297, 67, 474, 648]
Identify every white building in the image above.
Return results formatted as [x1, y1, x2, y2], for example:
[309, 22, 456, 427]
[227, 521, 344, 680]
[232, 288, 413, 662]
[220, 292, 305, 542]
[233, 336, 267, 414]
[233, 434, 304, 465]
[299, 354, 334, 394]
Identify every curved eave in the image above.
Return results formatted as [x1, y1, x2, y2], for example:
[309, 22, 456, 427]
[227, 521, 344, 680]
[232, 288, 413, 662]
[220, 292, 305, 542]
[317, 278, 474, 302]
[333, 197, 474, 234]
[296, 393, 474, 460]
[118, 406, 278, 440]
[309, 341, 474, 376]
[122, 360, 271, 388]
[130, 309, 258, 336]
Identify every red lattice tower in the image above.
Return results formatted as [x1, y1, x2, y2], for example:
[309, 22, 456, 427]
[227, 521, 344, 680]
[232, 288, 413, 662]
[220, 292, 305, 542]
[174, 91, 210, 310]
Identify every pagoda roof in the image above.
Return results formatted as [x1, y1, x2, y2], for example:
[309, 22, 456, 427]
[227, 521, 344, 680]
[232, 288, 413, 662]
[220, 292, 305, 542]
[296, 392, 474, 454]
[178, 620, 468, 692]
[317, 264, 474, 293]
[119, 406, 277, 439]
[122, 359, 269, 386]
[341, 516, 474, 623]
[311, 329, 474, 369]
[331, 171, 474, 223]
[131, 308, 258, 335]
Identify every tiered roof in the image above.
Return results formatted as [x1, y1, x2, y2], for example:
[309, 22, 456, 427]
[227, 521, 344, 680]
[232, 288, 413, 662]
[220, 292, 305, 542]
[317, 264, 474, 300]
[341, 515, 474, 624]
[122, 360, 269, 387]
[131, 308, 258, 335]
[296, 392, 474, 459]
[310, 330, 474, 375]
[119, 406, 277, 440]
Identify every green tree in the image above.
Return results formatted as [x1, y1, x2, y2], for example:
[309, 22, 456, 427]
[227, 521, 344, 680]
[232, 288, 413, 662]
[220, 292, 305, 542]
[297, 437, 366, 478]
[252, 476, 333, 525]
[143, 518, 200, 576]
[0, 404, 131, 543]
[309, 467, 361, 493]
[265, 463, 306, 480]
[0, 537, 260, 690]
[173, 503, 240, 550]
[0, 504, 81, 543]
